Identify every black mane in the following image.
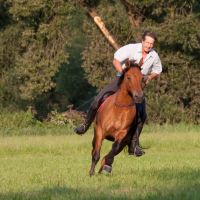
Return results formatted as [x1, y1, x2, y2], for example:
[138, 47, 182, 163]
[117, 59, 141, 87]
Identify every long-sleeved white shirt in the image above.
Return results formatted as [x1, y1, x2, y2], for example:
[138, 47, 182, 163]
[114, 43, 162, 76]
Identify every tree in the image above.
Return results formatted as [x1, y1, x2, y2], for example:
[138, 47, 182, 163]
[78, 0, 200, 124]
[54, 8, 96, 111]
[0, 0, 73, 103]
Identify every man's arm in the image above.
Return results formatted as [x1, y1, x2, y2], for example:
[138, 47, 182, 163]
[113, 58, 123, 74]
[146, 73, 158, 84]
[145, 53, 162, 84]
[114, 58, 159, 84]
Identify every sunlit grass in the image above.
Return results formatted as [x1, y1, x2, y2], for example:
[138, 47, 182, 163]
[0, 125, 200, 199]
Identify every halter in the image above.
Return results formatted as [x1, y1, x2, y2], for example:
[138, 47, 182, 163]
[115, 89, 135, 107]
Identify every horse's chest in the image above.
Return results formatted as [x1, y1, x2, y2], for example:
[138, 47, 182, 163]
[105, 107, 136, 130]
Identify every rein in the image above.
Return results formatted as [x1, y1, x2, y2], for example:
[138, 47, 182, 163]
[142, 84, 147, 91]
[74, 83, 147, 110]
[115, 89, 134, 107]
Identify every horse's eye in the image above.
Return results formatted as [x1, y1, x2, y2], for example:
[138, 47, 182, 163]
[127, 76, 130, 80]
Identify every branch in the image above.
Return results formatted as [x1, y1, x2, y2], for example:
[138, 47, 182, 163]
[50, 0, 64, 12]
[178, 1, 187, 10]
[77, 0, 98, 18]
[176, 1, 188, 16]
[93, 17, 120, 50]
[120, 0, 135, 29]
[139, 4, 153, 21]
[77, 0, 120, 50]
[120, 0, 154, 27]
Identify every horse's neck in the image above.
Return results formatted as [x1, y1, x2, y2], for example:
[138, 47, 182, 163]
[117, 84, 132, 104]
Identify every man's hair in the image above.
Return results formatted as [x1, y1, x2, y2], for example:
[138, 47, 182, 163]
[142, 30, 158, 43]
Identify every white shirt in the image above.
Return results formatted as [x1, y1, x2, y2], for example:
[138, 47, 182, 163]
[114, 43, 162, 76]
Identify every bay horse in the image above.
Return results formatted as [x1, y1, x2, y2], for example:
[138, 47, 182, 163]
[89, 59, 144, 175]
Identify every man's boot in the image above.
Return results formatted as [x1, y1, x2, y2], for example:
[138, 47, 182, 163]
[74, 105, 97, 136]
[128, 124, 145, 156]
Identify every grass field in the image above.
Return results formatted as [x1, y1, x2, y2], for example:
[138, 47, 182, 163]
[0, 125, 200, 200]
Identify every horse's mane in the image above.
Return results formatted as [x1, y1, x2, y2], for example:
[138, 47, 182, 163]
[117, 59, 141, 87]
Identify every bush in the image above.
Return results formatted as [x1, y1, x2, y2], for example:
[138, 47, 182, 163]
[0, 105, 86, 132]
[45, 107, 86, 128]
[0, 106, 41, 130]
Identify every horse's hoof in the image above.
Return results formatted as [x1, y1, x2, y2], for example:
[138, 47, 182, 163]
[98, 170, 102, 175]
[89, 172, 94, 177]
[89, 170, 94, 177]
[103, 165, 112, 173]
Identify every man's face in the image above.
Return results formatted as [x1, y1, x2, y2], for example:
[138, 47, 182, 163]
[142, 36, 155, 53]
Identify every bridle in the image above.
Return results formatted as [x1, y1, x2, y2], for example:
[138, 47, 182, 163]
[115, 83, 146, 107]
[115, 89, 134, 107]
[75, 83, 147, 110]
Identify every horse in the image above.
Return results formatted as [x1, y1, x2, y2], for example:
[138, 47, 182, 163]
[89, 59, 144, 176]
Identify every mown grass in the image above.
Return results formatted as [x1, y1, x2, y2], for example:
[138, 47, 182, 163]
[0, 125, 200, 200]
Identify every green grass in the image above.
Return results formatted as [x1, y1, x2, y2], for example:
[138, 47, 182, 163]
[0, 126, 74, 136]
[0, 125, 200, 199]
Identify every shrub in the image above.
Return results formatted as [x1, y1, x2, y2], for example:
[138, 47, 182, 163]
[0, 106, 41, 130]
[44, 105, 86, 128]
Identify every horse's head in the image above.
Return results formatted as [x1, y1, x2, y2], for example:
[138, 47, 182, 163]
[120, 59, 144, 103]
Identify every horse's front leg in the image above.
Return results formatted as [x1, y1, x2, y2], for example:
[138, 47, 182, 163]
[89, 126, 103, 176]
[102, 130, 127, 173]
[98, 138, 129, 174]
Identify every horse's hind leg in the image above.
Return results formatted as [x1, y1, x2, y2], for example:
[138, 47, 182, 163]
[89, 127, 103, 176]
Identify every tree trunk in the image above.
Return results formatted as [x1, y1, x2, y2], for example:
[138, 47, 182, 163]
[120, 0, 152, 28]
[77, 0, 120, 50]
[94, 16, 120, 50]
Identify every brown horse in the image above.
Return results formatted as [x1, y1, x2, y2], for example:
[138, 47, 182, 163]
[89, 59, 144, 176]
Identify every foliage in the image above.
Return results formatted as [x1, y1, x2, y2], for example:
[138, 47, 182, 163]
[45, 106, 86, 127]
[54, 8, 96, 110]
[0, 0, 73, 102]
[0, 105, 86, 132]
[80, 0, 200, 124]
[81, 0, 129, 91]
[0, 0, 200, 124]
[0, 107, 41, 130]
[0, 1, 95, 117]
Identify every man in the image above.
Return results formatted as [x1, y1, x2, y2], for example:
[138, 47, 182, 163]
[74, 30, 162, 157]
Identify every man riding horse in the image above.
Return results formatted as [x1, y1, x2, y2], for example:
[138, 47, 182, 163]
[74, 30, 162, 157]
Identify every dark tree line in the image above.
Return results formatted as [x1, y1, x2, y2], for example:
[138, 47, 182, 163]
[0, 0, 200, 124]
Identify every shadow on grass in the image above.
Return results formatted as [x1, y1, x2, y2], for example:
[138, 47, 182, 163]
[0, 170, 199, 200]
[0, 185, 199, 200]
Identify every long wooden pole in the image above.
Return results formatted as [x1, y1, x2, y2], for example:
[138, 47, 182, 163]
[77, 0, 120, 50]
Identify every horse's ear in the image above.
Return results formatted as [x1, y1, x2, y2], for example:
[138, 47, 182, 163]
[138, 58, 143, 67]
[125, 59, 130, 68]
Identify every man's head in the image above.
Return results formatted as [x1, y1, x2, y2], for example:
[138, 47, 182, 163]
[142, 30, 157, 53]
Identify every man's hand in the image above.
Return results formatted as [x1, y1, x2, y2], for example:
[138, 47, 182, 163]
[145, 73, 159, 84]
[143, 76, 148, 84]
[146, 77, 150, 84]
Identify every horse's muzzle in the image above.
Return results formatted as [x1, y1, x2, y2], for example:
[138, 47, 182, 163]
[133, 92, 144, 104]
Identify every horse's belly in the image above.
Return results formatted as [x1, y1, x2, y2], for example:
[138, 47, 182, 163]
[105, 134, 115, 142]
